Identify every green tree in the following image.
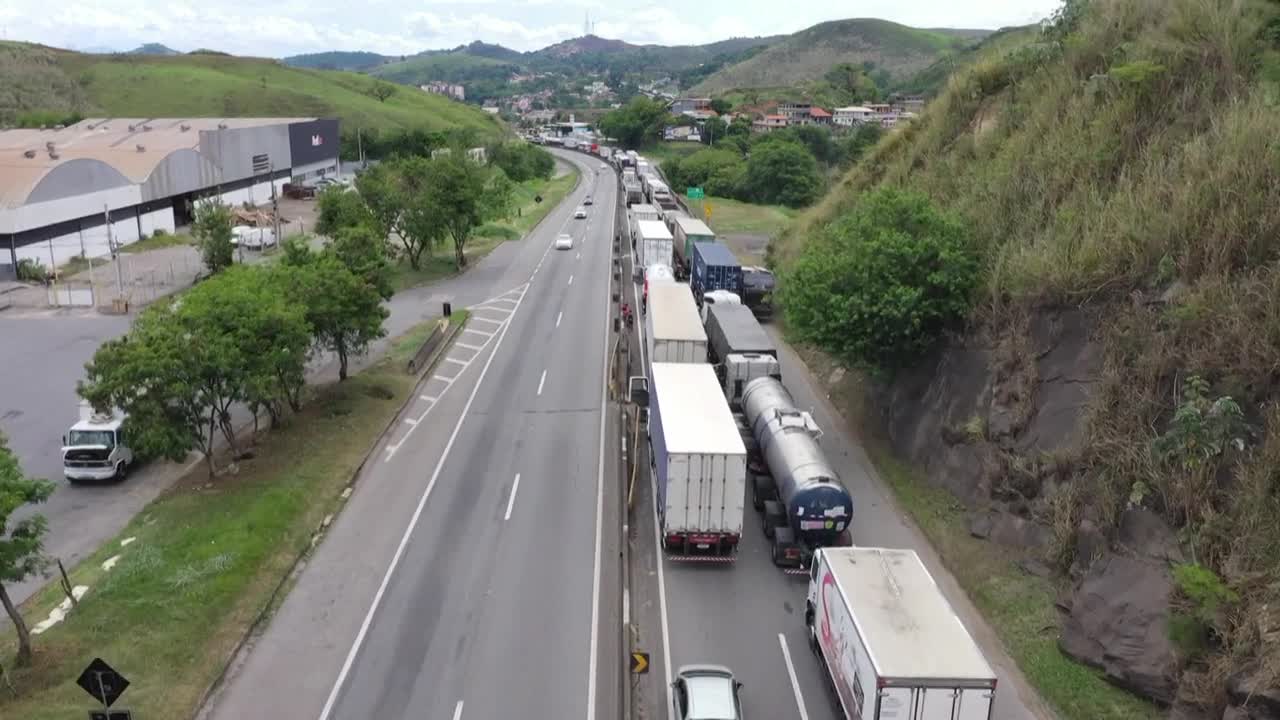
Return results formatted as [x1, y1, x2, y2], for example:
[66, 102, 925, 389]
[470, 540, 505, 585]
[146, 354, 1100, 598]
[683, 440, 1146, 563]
[780, 188, 978, 369]
[487, 142, 555, 182]
[839, 123, 884, 167]
[709, 98, 732, 115]
[423, 152, 514, 269]
[743, 140, 823, 207]
[368, 80, 397, 103]
[0, 434, 55, 667]
[355, 160, 440, 270]
[315, 185, 378, 238]
[282, 254, 389, 381]
[701, 117, 727, 145]
[192, 199, 235, 274]
[330, 225, 394, 300]
[598, 96, 672, 148]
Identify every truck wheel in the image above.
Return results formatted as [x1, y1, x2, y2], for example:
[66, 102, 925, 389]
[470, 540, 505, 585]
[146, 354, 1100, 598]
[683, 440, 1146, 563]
[762, 500, 783, 540]
[114, 462, 127, 481]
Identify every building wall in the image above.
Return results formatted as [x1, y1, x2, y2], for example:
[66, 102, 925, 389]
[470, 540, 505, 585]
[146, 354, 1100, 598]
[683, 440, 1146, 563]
[0, 184, 142, 235]
[287, 119, 339, 169]
[140, 148, 223, 202]
[199, 125, 293, 183]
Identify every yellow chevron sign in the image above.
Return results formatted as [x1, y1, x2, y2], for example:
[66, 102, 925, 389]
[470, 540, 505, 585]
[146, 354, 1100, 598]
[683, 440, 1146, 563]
[630, 651, 650, 674]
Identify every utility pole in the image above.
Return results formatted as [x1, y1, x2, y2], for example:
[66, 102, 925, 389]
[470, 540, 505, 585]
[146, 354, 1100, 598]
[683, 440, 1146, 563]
[105, 204, 123, 300]
[46, 235, 58, 305]
[271, 161, 281, 243]
[357, 129, 365, 168]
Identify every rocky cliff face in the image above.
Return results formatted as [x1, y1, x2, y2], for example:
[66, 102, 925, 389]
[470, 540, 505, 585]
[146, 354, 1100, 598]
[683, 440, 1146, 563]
[858, 306, 1277, 720]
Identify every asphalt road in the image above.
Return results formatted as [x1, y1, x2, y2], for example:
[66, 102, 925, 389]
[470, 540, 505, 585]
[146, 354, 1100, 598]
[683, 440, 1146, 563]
[623, 244, 1050, 720]
[203, 149, 625, 720]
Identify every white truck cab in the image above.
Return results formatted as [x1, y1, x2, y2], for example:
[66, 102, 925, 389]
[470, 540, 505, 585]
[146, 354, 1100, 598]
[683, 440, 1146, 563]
[62, 402, 134, 483]
[699, 290, 742, 324]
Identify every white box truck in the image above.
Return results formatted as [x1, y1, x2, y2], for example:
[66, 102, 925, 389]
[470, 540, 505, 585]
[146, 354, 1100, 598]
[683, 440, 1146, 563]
[805, 547, 998, 720]
[62, 400, 135, 483]
[645, 283, 707, 367]
[635, 220, 674, 280]
[648, 361, 746, 558]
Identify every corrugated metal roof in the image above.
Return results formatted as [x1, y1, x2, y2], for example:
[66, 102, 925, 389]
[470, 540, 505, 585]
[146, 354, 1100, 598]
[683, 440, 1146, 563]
[0, 117, 314, 209]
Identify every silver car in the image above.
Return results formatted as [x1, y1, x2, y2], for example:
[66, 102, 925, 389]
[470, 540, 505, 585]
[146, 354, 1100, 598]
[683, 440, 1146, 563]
[672, 664, 744, 720]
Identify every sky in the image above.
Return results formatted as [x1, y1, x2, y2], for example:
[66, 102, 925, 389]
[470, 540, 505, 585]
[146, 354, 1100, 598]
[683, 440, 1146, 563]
[0, 0, 1064, 57]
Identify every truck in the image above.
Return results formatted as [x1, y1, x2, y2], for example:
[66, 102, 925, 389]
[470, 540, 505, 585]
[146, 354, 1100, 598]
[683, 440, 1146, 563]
[643, 264, 676, 312]
[645, 283, 707, 367]
[635, 220, 674, 281]
[704, 303, 781, 406]
[62, 401, 135, 483]
[698, 289, 741, 325]
[628, 204, 660, 250]
[648, 361, 747, 559]
[623, 178, 644, 207]
[805, 547, 998, 720]
[672, 216, 717, 279]
[742, 265, 776, 318]
[741, 376, 853, 569]
[690, 241, 744, 307]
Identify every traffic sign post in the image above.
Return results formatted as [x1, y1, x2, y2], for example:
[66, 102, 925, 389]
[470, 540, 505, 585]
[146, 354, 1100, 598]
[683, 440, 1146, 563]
[686, 187, 704, 200]
[703, 202, 713, 219]
[630, 651, 650, 674]
[77, 658, 130, 712]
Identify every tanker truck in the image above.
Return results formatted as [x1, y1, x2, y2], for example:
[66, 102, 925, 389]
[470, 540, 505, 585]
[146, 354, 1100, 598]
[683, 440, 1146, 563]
[741, 376, 853, 571]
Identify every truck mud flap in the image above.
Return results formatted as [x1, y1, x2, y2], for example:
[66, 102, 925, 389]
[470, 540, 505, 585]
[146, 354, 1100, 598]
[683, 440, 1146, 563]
[665, 553, 738, 564]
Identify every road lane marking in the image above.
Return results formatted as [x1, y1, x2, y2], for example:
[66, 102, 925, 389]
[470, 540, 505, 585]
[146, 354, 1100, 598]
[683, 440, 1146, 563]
[537, 369, 547, 396]
[568, 274, 574, 286]
[462, 328, 492, 338]
[420, 395, 437, 403]
[452, 700, 464, 720]
[471, 316, 503, 326]
[623, 587, 630, 625]
[585, 166, 615, 720]
[778, 633, 811, 720]
[456, 342, 483, 351]
[444, 357, 467, 366]
[504, 473, 521, 521]
[431, 374, 454, 383]
[319, 273, 530, 720]
[402, 418, 417, 426]
[556, 311, 563, 328]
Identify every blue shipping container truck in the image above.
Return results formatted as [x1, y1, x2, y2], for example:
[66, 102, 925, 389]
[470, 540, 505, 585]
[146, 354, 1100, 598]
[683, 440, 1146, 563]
[690, 242, 744, 305]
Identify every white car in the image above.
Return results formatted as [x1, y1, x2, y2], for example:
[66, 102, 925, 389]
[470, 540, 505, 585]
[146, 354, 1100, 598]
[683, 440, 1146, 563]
[574, 207, 588, 219]
[672, 665, 744, 720]
[554, 233, 574, 250]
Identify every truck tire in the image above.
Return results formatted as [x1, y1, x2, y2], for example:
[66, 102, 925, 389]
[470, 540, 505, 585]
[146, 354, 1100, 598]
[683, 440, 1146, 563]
[114, 462, 127, 481]
[751, 471, 773, 512]
[762, 500, 784, 540]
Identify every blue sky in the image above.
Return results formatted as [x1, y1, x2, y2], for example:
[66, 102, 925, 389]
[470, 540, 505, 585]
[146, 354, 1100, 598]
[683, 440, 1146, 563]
[1, 0, 1064, 57]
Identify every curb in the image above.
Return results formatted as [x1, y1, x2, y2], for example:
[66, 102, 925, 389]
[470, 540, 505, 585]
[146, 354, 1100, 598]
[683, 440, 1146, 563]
[194, 315, 470, 717]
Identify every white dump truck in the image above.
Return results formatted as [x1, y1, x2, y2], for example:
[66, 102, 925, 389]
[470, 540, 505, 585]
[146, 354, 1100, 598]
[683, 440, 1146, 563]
[62, 401, 134, 483]
[805, 547, 998, 720]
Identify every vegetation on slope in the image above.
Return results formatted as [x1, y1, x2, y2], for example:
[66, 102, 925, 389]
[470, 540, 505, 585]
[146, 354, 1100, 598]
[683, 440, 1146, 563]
[0, 44, 502, 142]
[284, 51, 393, 72]
[693, 18, 981, 94]
[894, 25, 1040, 98]
[777, 0, 1280, 714]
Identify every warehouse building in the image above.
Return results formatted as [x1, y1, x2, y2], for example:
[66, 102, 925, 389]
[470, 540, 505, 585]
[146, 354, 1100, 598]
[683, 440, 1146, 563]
[0, 117, 340, 278]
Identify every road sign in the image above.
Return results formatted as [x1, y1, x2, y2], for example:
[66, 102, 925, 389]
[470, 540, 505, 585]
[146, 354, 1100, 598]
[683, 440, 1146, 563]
[704, 202, 713, 219]
[89, 711, 133, 720]
[535, 194, 543, 204]
[686, 187, 705, 200]
[630, 651, 650, 674]
[77, 657, 130, 708]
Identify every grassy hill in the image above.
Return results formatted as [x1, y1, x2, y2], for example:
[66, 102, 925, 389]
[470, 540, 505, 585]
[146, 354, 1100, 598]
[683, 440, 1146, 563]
[776, 0, 1280, 717]
[693, 18, 983, 93]
[0, 42, 503, 138]
[893, 25, 1040, 97]
[370, 50, 514, 85]
[284, 51, 393, 72]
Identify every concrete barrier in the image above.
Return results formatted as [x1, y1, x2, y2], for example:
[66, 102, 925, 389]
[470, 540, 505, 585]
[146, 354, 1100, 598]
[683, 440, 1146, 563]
[406, 321, 447, 374]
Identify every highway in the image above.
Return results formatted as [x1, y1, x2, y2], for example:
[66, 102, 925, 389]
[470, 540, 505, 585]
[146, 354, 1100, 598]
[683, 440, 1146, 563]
[203, 149, 624, 720]
[621, 218, 1048, 720]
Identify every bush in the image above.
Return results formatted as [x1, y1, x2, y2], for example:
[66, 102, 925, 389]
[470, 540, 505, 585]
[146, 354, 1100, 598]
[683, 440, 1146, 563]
[487, 142, 554, 182]
[743, 140, 824, 208]
[780, 188, 978, 370]
[16, 258, 48, 283]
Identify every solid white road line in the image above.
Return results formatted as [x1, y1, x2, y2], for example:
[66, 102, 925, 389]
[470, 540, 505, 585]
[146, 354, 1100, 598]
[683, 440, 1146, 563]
[317, 269, 530, 720]
[585, 160, 615, 720]
[778, 633, 811, 720]
[504, 473, 521, 521]
[452, 700, 464, 720]
[556, 311, 563, 328]
[537, 369, 547, 396]
[623, 587, 630, 625]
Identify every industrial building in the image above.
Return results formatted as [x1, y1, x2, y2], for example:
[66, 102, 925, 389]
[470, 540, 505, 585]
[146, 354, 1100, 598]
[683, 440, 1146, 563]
[0, 117, 340, 278]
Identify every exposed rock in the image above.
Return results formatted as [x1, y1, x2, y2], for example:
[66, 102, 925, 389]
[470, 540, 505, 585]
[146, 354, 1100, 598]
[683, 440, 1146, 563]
[1059, 553, 1180, 704]
[1017, 310, 1101, 455]
[1117, 507, 1185, 563]
[929, 442, 990, 506]
[1226, 667, 1280, 720]
[983, 510, 1051, 550]
[1169, 701, 1212, 720]
[1017, 558, 1053, 578]
[1223, 708, 1251, 720]
[968, 512, 993, 539]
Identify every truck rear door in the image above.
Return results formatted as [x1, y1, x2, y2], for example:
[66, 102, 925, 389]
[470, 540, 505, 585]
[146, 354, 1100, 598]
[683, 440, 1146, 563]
[875, 685, 995, 720]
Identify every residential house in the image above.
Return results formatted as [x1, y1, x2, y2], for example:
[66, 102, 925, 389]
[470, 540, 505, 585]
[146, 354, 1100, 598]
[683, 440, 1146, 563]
[751, 114, 788, 133]
[670, 97, 712, 115]
[807, 107, 833, 125]
[777, 101, 812, 124]
[891, 95, 926, 114]
[525, 109, 556, 123]
[833, 106, 876, 126]
[684, 108, 719, 122]
[420, 82, 465, 101]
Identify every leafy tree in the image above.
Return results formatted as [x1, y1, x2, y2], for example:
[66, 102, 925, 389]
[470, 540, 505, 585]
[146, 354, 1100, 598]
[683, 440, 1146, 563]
[839, 123, 885, 167]
[0, 434, 55, 667]
[780, 188, 978, 370]
[392, 156, 448, 270]
[743, 140, 824, 207]
[487, 142, 554, 182]
[353, 162, 404, 246]
[701, 117, 727, 145]
[368, 80, 398, 103]
[825, 63, 881, 102]
[422, 151, 514, 268]
[598, 96, 672, 148]
[278, 254, 389, 381]
[192, 199, 235, 274]
[760, 125, 841, 166]
[726, 115, 753, 137]
[709, 98, 732, 115]
[664, 148, 744, 196]
[315, 186, 378, 238]
[330, 225, 394, 300]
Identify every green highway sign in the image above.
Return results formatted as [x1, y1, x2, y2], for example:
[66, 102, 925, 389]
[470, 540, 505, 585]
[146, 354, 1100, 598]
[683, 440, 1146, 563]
[686, 187, 705, 199]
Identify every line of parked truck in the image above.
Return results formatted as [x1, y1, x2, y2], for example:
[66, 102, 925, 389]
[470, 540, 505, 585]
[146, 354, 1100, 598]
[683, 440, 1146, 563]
[604, 147, 1002, 720]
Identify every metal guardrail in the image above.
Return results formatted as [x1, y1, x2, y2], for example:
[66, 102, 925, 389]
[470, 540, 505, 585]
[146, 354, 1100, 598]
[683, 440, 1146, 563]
[406, 320, 447, 374]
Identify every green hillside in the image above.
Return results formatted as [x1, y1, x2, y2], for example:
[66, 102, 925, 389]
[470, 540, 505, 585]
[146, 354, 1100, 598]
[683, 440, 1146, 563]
[777, 0, 1280, 717]
[693, 18, 981, 93]
[894, 25, 1040, 97]
[283, 51, 393, 71]
[371, 50, 513, 85]
[0, 43, 502, 138]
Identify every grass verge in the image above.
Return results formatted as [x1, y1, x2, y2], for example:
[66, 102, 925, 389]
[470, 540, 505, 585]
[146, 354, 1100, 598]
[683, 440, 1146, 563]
[0, 323, 438, 720]
[696, 195, 799, 238]
[390, 166, 581, 292]
[790, 342, 1163, 720]
[643, 141, 705, 168]
[120, 232, 192, 254]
